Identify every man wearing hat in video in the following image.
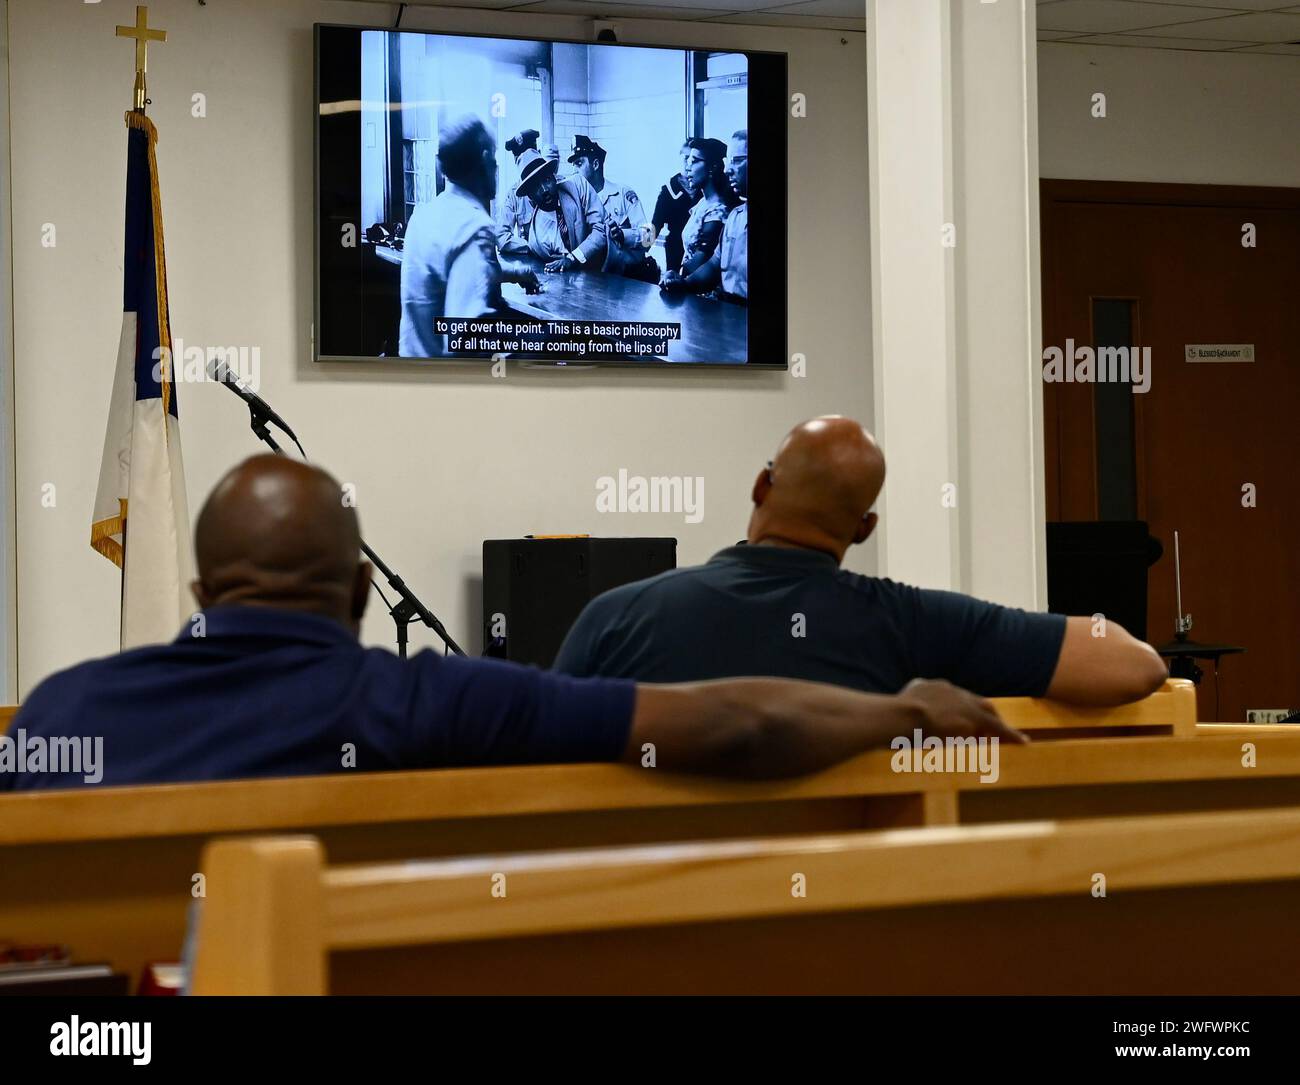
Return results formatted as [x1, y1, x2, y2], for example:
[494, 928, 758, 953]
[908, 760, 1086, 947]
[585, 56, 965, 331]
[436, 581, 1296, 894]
[514, 147, 607, 273]
[567, 134, 655, 282]
[497, 128, 541, 257]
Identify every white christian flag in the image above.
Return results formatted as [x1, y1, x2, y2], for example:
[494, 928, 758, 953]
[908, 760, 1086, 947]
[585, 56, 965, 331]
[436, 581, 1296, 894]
[91, 111, 193, 649]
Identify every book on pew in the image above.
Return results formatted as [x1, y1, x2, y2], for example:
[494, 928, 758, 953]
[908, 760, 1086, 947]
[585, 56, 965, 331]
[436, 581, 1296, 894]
[138, 962, 184, 996]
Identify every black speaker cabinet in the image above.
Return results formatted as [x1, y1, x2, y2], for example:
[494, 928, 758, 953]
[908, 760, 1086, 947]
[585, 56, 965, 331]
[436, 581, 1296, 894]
[483, 537, 677, 666]
[1046, 521, 1162, 640]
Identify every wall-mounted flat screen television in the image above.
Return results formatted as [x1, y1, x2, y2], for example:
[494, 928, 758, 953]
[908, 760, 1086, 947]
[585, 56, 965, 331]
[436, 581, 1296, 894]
[316, 24, 787, 367]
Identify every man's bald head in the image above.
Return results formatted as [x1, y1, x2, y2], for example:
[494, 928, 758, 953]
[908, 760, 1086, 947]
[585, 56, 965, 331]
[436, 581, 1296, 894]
[192, 455, 371, 633]
[747, 417, 886, 562]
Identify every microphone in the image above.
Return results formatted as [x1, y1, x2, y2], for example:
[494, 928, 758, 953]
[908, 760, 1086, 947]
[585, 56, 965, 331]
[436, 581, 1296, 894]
[207, 360, 301, 448]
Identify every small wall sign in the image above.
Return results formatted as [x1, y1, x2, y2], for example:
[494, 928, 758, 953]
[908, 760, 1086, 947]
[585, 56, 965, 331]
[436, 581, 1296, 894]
[1184, 344, 1255, 362]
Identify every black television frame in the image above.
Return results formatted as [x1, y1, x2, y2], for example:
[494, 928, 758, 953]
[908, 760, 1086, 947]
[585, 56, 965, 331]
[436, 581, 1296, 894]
[314, 22, 788, 369]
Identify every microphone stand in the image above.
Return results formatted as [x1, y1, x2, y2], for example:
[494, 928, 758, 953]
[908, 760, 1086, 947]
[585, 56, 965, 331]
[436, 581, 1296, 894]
[229, 393, 465, 658]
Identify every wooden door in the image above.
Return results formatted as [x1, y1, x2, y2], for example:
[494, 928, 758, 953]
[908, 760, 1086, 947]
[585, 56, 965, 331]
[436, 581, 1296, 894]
[1041, 180, 1300, 722]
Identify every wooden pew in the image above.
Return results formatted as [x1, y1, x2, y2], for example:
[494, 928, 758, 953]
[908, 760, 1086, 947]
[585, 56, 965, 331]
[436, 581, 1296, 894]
[1198, 722, 1300, 735]
[5, 680, 1283, 987]
[992, 678, 1195, 738]
[191, 806, 1300, 994]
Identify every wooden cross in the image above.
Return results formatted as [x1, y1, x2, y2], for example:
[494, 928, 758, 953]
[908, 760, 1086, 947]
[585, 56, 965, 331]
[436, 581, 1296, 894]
[115, 6, 166, 112]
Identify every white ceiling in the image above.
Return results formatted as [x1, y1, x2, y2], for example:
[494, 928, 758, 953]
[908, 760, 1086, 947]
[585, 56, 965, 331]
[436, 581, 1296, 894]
[1037, 0, 1300, 54]
[374, 0, 1300, 53]
[375, 0, 870, 33]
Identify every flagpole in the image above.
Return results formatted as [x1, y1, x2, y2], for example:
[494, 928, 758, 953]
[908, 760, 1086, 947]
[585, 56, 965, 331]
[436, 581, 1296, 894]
[97, 4, 194, 649]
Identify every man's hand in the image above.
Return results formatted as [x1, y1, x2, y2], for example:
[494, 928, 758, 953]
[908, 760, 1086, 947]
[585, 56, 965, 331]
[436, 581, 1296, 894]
[545, 255, 571, 273]
[897, 678, 1029, 745]
[659, 270, 686, 293]
[608, 222, 625, 247]
[625, 676, 1026, 780]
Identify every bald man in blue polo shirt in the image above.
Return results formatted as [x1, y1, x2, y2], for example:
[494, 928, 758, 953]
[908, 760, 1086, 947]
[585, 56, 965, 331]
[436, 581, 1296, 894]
[1, 455, 1022, 791]
[555, 417, 1168, 705]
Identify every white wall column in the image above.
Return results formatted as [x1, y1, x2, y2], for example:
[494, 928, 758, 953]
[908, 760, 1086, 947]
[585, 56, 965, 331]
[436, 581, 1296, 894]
[865, 0, 960, 592]
[866, 0, 1046, 608]
[0, 0, 18, 699]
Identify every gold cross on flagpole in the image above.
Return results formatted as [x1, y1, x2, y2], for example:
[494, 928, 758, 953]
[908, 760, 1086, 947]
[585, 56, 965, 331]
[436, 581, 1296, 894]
[115, 6, 167, 113]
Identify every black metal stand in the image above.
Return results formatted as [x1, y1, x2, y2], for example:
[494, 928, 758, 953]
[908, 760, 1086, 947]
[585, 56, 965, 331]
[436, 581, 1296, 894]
[359, 541, 463, 659]
[233, 397, 465, 658]
[1157, 632, 1245, 723]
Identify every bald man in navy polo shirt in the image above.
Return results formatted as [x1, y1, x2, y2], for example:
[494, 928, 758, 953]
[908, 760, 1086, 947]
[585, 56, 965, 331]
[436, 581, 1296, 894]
[555, 417, 1168, 705]
[1, 455, 1022, 791]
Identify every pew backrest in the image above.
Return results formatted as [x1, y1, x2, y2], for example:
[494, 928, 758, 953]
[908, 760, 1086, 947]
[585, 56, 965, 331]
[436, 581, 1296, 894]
[191, 805, 1300, 994]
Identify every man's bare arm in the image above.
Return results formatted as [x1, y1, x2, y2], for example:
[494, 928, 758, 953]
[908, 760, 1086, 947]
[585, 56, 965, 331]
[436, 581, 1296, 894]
[623, 678, 1026, 780]
[1045, 616, 1168, 706]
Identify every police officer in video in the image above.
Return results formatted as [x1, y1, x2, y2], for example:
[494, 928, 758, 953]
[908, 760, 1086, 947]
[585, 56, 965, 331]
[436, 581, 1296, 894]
[567, 134, 657, 282]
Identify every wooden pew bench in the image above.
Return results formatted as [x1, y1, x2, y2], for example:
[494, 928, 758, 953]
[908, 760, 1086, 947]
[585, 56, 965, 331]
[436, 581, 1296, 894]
[7, 679, 1290, 987]
[191, 806, 1300, 994]
[1198, 722, 1300, 735]
[992, 678, 1195, 738]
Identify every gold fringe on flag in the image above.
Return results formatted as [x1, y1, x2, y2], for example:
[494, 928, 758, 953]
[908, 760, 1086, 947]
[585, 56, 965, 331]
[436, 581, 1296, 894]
[91, 498, 128, 568]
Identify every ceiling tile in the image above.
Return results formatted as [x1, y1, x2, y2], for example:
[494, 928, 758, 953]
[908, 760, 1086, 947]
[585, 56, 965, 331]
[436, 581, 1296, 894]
[763, 0, 868, 14]
[1229, 41, 1300, 52]
[1036, 0, 1239, 34]
[390, 0, 526, 10]
[703, 11, 866, 30]
[1130, 10, 1300, 39]
[1103, 0, 1300, 9]
[1066, 31, 1265, 48]
[1037, 29, 1087, 39]
[506, 0, 754, 10]
[506, 0, 724, 17]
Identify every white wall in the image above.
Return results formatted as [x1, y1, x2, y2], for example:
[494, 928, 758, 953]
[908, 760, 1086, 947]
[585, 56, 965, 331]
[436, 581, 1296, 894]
[1038, 42, 1300, 186]
[8, 0, 870, 695]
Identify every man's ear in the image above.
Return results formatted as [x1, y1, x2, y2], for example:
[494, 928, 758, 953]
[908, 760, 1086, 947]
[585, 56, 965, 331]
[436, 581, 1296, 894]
[751, 467, 772, 507]
[191, 579, 212, 609]
[352, 562, 373, 623]
[852, 512, 878, 546]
